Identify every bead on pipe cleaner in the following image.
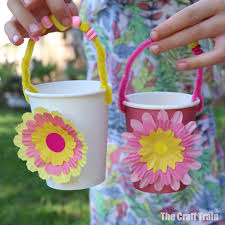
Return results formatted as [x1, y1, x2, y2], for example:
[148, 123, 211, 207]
[188, 42, 199, 49]
[80, 23, 91, 33]
[86, 28, 94, 36]
[86, 28, 98, 41]
[29, 35, 40, 42]
[88, 33, 98, 41]
[72, 16, 81, 28]
[192, 45, 203, 55]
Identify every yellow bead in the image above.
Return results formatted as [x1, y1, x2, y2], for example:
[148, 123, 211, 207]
[80, 22, 91, 33]
[188, 42, 199, 49]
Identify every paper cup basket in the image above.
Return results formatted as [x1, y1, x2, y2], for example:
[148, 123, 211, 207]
[13, 16, 112, 190]
[118, 40, 203, 194]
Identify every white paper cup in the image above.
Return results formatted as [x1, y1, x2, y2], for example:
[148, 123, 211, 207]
[25, 80, 109, 190]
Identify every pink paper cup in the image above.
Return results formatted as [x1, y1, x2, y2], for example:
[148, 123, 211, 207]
[123, 91, 200, 194]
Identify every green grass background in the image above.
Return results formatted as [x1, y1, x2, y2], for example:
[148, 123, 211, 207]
[0, 108, 89, 225]
[0, 106, 224, 225]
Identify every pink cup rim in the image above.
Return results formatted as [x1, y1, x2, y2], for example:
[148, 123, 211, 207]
[123, 92, 200, 110]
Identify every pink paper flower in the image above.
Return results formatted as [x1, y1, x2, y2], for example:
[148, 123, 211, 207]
[14, 107, 87, 183]
[121, 110, 202, 191]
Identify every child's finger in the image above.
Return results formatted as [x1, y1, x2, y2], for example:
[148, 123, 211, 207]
[46, 0, 72, 27]
[176, 48, 225, 71]
[12, 17, 29, 37]
[150, 0, 222, 41]
[4, 19, 24, 45]
[7, 0, 42, 37]
[20, 0, 44, 10]
[150, 14, 225, 55]
[176, 36, 225, 70]
[68, 2, 79, 16]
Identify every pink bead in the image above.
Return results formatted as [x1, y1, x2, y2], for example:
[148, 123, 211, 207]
[41, 16, 53, 29]
[72, 16, 81, 28]
[29, 35, 41, 42]
[88, 33, 98, 41]
[86, 28, 94, 37]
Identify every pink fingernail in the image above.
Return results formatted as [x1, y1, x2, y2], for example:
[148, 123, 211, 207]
[41, 16, 53, 29]
[177, 62, 187, 71]
[62, 17, 71, 26]
[23, 0, 30, 6]
[150, 45, 160, 55]
[72, 16, 81, 28]
[29, 35, 41, 42]
[13, 35, 19, 43]
[150, 30, 158, 40]
[88, 33, 97, 41]
[29, 23, 40, 35]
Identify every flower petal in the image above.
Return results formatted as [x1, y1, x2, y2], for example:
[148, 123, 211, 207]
[62, 163, 70, 175]
[122, 158, 137, 167]
[172, 123, 185, 138]
[188, 161, 201, 170]
[157, 110, 169, 121]
[170, 168, 182, 181]
[132, 163, 147, 179]
[184, 148, 202, 158]
[160, 172, 171, 186]
[184, 121, 197, 133]
[119, 144, 137, 153]
[45, 164, 62, 176]
[192, 134, 202, 143]
[171, 111, 183, 124]
[154, 176, 164, 191]
[139, 175, 150, 188]
[26, 147, 39, 158]
[25, 120, 37, 132]
[181, 173, 192, 185]
[142, 112, 156, 132]
[34, 157, 46, 167]
[147, 171, 158, 184]
[130, 119, 144, 133]
[130, 171, 140, 182]
[121, 132, 136, 141]
[171, 176, 180, 191]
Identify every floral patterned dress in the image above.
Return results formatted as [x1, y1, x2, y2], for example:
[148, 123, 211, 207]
[80, 1, 225, 224]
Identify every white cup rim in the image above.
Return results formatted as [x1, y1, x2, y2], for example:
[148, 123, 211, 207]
[123, 92, 200, 110]
[25, 80, 109, 98]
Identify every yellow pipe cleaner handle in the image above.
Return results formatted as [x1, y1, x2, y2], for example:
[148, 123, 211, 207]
[22, 15, 112, 105]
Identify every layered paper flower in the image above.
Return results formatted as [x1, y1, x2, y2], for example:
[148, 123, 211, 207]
[122, 110, 202, 192]
[14, 107, 87, 183]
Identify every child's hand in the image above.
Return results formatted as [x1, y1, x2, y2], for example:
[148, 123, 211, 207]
[149, 0, 225, 71]
[5, 0, 78, 46]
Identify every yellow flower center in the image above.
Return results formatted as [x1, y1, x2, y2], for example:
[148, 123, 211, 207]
[31, 122, 76, 166]
[155, 142, 168, 155]
[138, 128, 185, 173]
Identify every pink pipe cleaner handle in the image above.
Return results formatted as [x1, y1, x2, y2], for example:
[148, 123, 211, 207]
[118, 39, 204, 113]
[118, 39, 153, 113]
[191, 45, 204, 112]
